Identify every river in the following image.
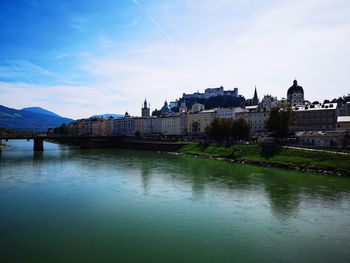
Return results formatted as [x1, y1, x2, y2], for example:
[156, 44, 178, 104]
[0, 140, 350, 262]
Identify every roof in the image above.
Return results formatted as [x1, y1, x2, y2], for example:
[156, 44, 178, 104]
[200, 110, 216, 113]
[189, 109, 216, 115]
[337, 116, 350, 123]
[215, 107, 244, 111]
[160, 104, 172, 113]
[287, 80, 304, 95]
[246, 105, 259, 110]
[296, 130, 347, 138]
[293, 103, 337, 112]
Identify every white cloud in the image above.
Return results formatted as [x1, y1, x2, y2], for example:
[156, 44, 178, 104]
[0, 82, 130, 119]
[2, 0, 350, 118]
[79, 0, 350, 116]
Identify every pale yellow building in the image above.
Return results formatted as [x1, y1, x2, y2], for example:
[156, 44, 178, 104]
[187, 110, 216, 134]
[91, 119, 108, 136]
[191, 103, 205, 113]
[133, 117, 144, 135]
[160, 113, 187, 136]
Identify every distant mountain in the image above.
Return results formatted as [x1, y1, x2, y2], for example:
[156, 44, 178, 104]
[21, 107, 61, 118]
[0, 105, 74, 131]
[90, 113, 123, 119]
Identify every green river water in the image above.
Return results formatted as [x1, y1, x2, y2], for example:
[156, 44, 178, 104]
[0, 140, 350, 262]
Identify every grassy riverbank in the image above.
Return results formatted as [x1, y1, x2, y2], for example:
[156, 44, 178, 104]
[177, 144, 350, 175]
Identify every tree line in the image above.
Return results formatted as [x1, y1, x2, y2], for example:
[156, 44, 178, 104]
[205, 118, 250, 141]
[205, 105, 297, 142]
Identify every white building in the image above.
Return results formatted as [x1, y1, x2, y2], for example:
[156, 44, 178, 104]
[236, 106, 270, 135]
[215, 107, 245, 119]
[261, 95, 278, 110]
[182, 86, 239, 100]
[191, 103, 205, 113]
[112, 114, 134, 136]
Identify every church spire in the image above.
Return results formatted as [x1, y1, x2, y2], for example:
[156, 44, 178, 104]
[253, 86, 259, 105]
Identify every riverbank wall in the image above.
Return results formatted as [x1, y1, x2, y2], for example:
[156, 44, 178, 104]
[50, 136, 187, 152]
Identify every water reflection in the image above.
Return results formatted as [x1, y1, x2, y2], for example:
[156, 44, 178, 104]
[1, 141, 350, 262]
[1, 141, 350, 220]
[107, 151, 350, 219]
[140, 161, 152, 194]
[33, 151, 44, 162]
[263, 178, 301, 219]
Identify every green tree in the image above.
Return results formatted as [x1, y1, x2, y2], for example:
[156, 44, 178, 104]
[53, 123, 69, 136]
[152, 109, 161, 117]
[265, 106, 297, 137]
[206, 117, 250, 141]
[231, 118, 250, 141]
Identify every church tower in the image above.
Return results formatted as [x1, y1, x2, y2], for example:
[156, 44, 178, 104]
[141, 98, 150, 117]
[287, 79, 304, 106]
[179, 101, 188, 113]
[252, 86, 259, 105]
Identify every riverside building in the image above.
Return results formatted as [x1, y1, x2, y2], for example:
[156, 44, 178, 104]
[236, 106, 270, 135]
[187, 109, 216, 135]
[291, 103, 338, 131]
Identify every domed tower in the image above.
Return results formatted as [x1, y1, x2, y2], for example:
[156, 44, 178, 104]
[160, 100, 172, 115]
[287, 79, 304, 106]
[141, 98, 150, 117]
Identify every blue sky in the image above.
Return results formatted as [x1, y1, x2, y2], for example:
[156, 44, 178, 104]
[0, 0, 349, 119]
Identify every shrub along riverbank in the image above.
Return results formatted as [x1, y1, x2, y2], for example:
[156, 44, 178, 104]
[177, 144, 350, 176]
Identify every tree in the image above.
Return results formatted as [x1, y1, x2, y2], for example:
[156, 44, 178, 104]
[152, 109, 161, 117]
[205, 117, 250, 141]
[135, 130, 141, 137]
[265, 106, 297, 137]
[231, 118, 250, 141]
[205, 118, 221, 139]
[53, 123, 68, 136]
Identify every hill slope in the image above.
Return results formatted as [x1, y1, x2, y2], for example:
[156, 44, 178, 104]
[90, 113, 123, 119]
[0, 105, 73, 131]
[21, 107, 61, 117]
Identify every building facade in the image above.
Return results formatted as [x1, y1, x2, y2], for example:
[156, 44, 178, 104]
[236, 106, 270, 135]
[215, 107, 244, 119]
[187, 110, 216, 135]
[191, 103, 205, 113]
[91, 119, 108, 136]
[112, 116, 134, 136]
[297, 130, 348, 147]
[292, 103, 338, 131]
[261, 95, 278, 111]
[337, 116, 350, 131]
[182, 86, 239, 100]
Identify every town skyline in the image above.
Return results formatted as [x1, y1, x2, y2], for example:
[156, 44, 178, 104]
[1, 0, 350, 119]
[1, 80, 349, 120]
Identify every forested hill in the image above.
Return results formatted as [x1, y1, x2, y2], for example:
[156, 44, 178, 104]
[0, 105, 73, 131]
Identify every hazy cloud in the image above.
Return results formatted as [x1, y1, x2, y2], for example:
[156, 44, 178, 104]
[1, 0, 349, 118]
